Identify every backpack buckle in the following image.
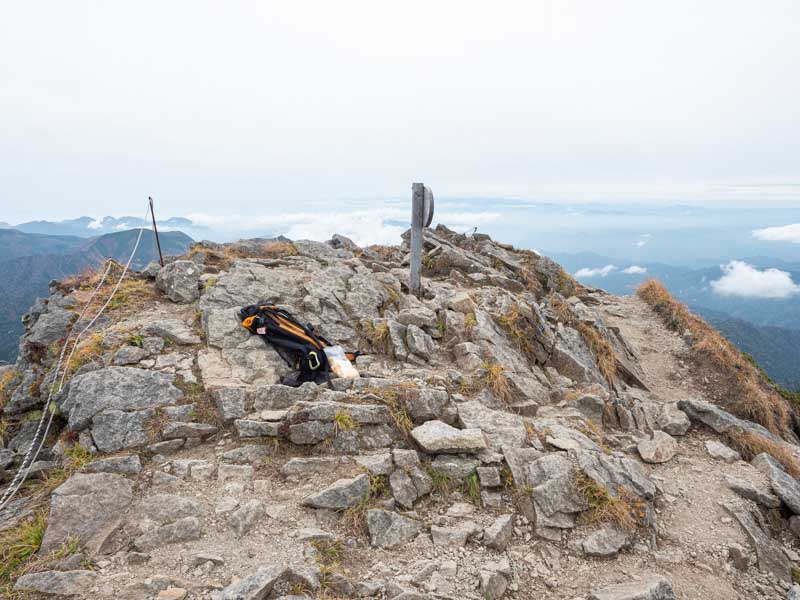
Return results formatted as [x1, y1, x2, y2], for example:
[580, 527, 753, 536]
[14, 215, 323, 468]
[307, 351, 321, 370]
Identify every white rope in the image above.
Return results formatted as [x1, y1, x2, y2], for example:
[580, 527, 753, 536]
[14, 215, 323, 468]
[0, 203, 151, 513]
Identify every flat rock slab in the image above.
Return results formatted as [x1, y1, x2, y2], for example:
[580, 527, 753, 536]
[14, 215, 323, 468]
[61, 366, 183, 452]
[212, 564, 287, 600]
[589, 575, 676, 600]
[367, 509, 422, 548]
[727, 504, 791, 583]
[637, 431, 677, 464]
[144, 319, 202, 345]
[301, 474, 370, 510]
[410, 420, 488, 454]
[457, 400, 528, 448]
[582, 525, 629, 557]
[85, 455, 142, 475]
[14, 570, 97, 596]
[41, 473, 133, 554]
[705, 440, 741, 463]
[724, 475, 781, 509]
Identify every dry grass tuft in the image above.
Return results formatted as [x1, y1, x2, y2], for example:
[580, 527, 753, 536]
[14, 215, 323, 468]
[361, 385, 415, 439]
[260, 241, 299, 258]
[495, 303, 542, 363]
[575, 322, 618, 384]
[638, 279, 794, 439]
[360, 320, 390, 354]
[340, 474, 389, 538]
[575, 472, 645, 531]
[723, 429, 800, 479]
[0, 369, 19, 412]
[479, 363, 513, 405]
[67, 333, 106, 375]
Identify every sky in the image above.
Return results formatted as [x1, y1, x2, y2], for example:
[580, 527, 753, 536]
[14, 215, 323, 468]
[2, 0, 800, 226]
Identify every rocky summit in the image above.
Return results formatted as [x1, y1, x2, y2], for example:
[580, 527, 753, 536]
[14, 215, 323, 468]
[2, 226, 800, 599]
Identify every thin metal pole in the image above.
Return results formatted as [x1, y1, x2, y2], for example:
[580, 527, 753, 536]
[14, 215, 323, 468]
[149, 196, 164, 267]
[409, 183, 424, 297]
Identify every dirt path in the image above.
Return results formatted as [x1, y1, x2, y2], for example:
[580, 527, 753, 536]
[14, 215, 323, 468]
[592, 294, 787, 600]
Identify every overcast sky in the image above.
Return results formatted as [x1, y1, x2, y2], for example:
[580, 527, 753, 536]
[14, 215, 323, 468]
[2, 0, 799, 223]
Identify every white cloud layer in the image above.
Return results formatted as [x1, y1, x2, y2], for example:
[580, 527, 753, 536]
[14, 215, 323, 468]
[575, 265, 616, 278]
[623, 265, 647, 274]
[186, 209, 501, 247]
[711, 260, 800, 299]
[752, 223, 800, 244]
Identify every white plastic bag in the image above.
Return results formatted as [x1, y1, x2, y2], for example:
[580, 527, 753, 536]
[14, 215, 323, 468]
[324, 345, 360, 379]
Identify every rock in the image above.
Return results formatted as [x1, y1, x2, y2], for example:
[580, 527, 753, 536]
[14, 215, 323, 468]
[280, 456, 349, 477]
[353, 453, 393, 475]
[655, 403, 690, 436]
[502, 446, 544, 486]
[727, 543, 750, 570]
[14, 570, 97, 596]
[448, 292, 476, 314]
[430, 455, 478, 479]
[134, 517, 203, 550]
[457, 401, 528, 448]
[453, 342, 484, 372]
[222, 445, 271, 465]
[570, 448, 656, 500]
[582, 525, 629, 557]
[483, 514, 514, 551]
[252, 383, 317, 411]
[157, 588, 188, 600]
[431, 522, 479, 547]
[236, 419, 281, 438]
[677, 399, 780, 442]
[477, 466, 502, 488]
[193, 552, 225, 566]
[84, 455, 142, 475]
[403, 388, 450, 424]
[410, 420, 488, 454]
[41, 473, 133, 554]
[406, 324, 435, 360]
[479, 569, 509, 600]
[144, 319, 202, 345]
[214, 564, 287, 600]
[705, 440, 740, 463]
[301, 474, 370, 510]
[218, 464, 254, 482]
[142, 494, 202, 524]
[386, 320, 408, 360]
[61, 366, 183, 452]
[726, 504, 791, 582]
[113, 345, 148, 365]
[0, 448, 15, 470]
[755, 455, 800, 515]
[366, 509, 422, 548]
[230, 500, 266, 537]
[567, 394, 606, 425]
[588, 575, 676, 600]
[163, 421, 218, 439]
[724, 475, 781, 508]
[390, 469, 420, 509]
[148, 439, 184, 455]
[637, 431, 677, 464]
[789, 585, 800, 600]
[542, 423, 602, 452]
[213, 387, 249, 422]
[527, 453, 587, 528]
[156, 260, 201, 303]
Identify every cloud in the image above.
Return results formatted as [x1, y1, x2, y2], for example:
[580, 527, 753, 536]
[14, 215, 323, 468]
[711, 260, 800, 299]
[752, 223, 800, 243]
[186, 209, 501, 246]
[86, 219, 103, 230]
[623, 265, 647, 274]
[575, 265, 616, 278]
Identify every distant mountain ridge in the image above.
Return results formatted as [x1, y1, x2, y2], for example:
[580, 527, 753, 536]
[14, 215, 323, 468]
[0, 228, 193, 363]
[6, 215, 204, 238]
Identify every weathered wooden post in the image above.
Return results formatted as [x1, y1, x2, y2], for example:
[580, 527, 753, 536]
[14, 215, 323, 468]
[409, 182, 434, 297]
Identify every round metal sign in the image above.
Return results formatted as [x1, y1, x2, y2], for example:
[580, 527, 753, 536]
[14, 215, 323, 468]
[423, 186, 435, 228]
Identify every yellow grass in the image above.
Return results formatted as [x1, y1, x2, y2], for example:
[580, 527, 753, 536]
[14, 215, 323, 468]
[637, 279, 794, 439]
[723, 429, 800, 479]
[575, 472, 644, 531]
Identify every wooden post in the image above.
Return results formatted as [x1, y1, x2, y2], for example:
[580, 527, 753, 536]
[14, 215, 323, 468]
[148, 196, 164, 267]
[409, 183, 425, 297]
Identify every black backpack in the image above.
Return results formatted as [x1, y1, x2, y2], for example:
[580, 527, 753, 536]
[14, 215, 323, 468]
[238, 303, 359, 386]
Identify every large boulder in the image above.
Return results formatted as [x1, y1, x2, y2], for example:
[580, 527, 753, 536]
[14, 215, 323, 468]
[570, 449, 656, 500]
[457, 401, 528, 448]
[41, 473, 134, 554]
[637, 431, 677, 464]
[677, 399, 781, 442]
[156, 260, 201, 303]
[60, 367, 183, 452]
